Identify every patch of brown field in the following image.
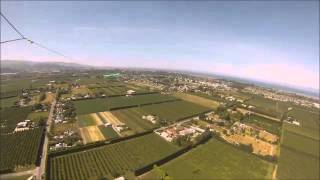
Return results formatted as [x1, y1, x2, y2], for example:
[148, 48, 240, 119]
[80, 126, 105, 144]
[259, 130, 279, 144]
[71, 85, 91, 95]
[90, 113, 103, 125]
[100, 111, 124, 126]
[79, 127, 89, 144]
[174, 93, 219, 109]
[42, 93, 54, 104]
[226, 134, 276, 156]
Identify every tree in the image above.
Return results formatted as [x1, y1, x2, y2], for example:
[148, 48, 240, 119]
[39, 93, 46, 102]
[154, 165, 166, 179]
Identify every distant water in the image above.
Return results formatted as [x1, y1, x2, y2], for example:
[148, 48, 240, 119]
[189, 71, 319, 99]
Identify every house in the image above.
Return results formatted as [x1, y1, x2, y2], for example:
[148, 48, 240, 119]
[114, 176, 125, 180]
[142, 115, 157, 124]
[126, 90, 136, 95]
[292, 121, 300, 126]
[17, 121, 28, 128]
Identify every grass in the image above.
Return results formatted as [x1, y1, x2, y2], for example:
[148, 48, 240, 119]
[277, 146, 319, 180]
[112, 108, 156, 133]
[27, 111, 49, 122]
[190, 92, 227, 103]
[283, 123, 319, 140]
[0, 106, 32, 134]
[144, 137, 273, 180]
[174, 92, 220, 109]
[140, 100, 211, 123]
[97, 125, 119, 140]
[277, 108, 320, 180]
[0, 96, 18, 109]
[49, 133, 179, 179]
[1, 174, 33, 180]
[242, 114, 282, 135]
[246, 95, 291, 118]
[77, 114, 97, 127]
[288, 108, 319, 130]
[74, 94, 177, 115]
[281, 130, 319, 157]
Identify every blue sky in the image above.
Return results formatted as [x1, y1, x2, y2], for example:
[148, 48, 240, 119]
[1, 1, 319, 89]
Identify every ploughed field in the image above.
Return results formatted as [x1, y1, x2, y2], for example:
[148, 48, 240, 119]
[143, 137, 274, 180]
[73, 94, 178, 115]
[49, 133, 179, 180]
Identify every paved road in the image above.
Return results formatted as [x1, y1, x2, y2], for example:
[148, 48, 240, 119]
[34, 99, 56, 180]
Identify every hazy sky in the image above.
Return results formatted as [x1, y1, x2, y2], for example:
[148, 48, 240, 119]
[1, 1, 319, 89]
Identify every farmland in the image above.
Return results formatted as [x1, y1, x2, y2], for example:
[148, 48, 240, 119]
[242, 114, 282, 135]
[74, 94, 177, 115]
[112, 108, 156, 134]
[246, 96, 291, 118]
[27, 111, 49, 122]
[0, 106, 32, 134]
[277, 108, 320, 180]
[98, 125, 119, 140]
[49, 133, 179, 179]
[0, 127, 44, 172]
[140, 100, 211, 123]
[143, 137, 274, 180]
[77, 114, 99, 127]
[0, 96, 18, 109]
[174, 92, 220, 109]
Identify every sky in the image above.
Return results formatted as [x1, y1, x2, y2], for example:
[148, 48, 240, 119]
[1, 1, 319, 90]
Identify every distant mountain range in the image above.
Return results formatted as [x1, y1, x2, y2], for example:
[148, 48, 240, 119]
[1, 60, 94, 73]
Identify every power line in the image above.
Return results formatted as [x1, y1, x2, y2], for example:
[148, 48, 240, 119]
[1, 37, 26, 44]
[32, 41, 74, 61]
[0, 12, 26, 39]
[1, 12, 74, 61]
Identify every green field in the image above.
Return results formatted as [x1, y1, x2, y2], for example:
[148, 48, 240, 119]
[281, 130, 319, 157]
[0, 106, 32, 134]
[74, 94, 177, 115]
[97, 125, 119, 140]
[0, 127, 44, 172]
[140, 100, 211, 123]
[27, 111, 49, 122]
[277, 146, 319, 180]
[0, 96, 18, 109]
[144, 137, 274, 180]
[283, 123, 319, 140]
[49, 133, 179, 179]
[277, 108, 320, 180]
[288, 108, 319, 130]
[112, 108, 156, 133]
[77, 114, 97, 127]
[246, 96, 291, 118]
[243, 114, 281, 135]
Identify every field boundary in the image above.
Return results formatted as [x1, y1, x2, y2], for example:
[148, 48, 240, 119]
[134, 134, 212, 176]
